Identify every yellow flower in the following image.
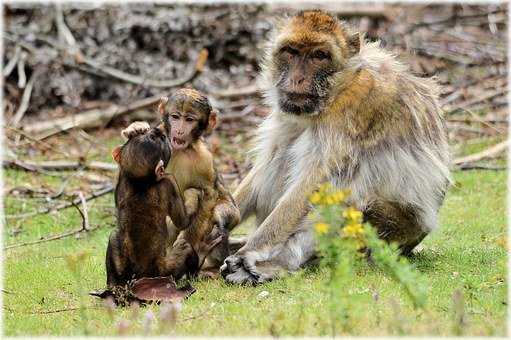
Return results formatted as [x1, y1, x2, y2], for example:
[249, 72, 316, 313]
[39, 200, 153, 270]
[343, 206, 363, 222]
[343, 222, 364, 237]
[331, 191, 346, 204]
[318, 182, 332, 193]
[324, 196, 335, 205]
[314, 222, 330, 234]
[309, 192, 322, 205]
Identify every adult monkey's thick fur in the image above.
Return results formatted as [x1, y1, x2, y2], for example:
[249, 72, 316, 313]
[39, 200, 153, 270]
[220, 10, 451, 284]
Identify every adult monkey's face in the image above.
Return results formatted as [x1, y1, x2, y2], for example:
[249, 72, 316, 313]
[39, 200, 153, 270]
[268, 10, 360, 116]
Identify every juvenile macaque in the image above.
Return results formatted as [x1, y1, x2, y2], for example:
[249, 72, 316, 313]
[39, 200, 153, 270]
[106, 125, 221, 287]
[220, 10, 451, 284]
[122, 88, 240, 274]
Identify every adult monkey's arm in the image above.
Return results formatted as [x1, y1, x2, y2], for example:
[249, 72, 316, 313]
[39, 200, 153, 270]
[231, 165, 259, 223]
[237, 164, 325, 252]
[211, 172, 240, 230]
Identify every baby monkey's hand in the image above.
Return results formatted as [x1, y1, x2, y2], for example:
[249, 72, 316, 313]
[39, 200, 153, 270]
[121, 121, 150, 140]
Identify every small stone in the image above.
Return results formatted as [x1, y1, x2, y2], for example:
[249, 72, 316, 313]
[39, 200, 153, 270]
[257, 290, 270, 300]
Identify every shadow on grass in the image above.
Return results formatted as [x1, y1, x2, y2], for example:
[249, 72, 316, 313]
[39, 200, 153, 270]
[408, 250, 444, 273]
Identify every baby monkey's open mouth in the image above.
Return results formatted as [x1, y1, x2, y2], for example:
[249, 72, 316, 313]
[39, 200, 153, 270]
[171, 137, 189, 150]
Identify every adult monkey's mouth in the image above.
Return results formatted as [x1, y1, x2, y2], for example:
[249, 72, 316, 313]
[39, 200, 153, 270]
[279, 91, 320, 115]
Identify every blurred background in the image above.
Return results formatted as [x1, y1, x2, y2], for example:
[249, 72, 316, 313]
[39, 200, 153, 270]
[3, 2, 508, 186]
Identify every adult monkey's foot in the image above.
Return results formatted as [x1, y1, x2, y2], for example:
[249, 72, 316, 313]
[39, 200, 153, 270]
[121, 121, 150, 140]
[220, 253, 275, 285]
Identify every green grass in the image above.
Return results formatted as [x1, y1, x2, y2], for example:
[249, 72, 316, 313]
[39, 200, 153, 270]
[3, 165, 507, 336]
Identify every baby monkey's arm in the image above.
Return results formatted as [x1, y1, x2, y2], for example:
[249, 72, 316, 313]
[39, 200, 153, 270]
[183, 188, 203, 216]
[163, 176, 191, 230]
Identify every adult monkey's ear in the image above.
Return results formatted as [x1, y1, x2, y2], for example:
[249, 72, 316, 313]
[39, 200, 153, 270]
[346, 32, 360, 58]
[158, 96, 169, 116]
[205, 109, 218, 134]
[112, 146, 122, 164]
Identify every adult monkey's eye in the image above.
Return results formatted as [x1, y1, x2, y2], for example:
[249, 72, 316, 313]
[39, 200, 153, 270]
[281, 46, 299, 57]
[170, 114, 180, 120]
[185, 117, 195, 122]
[312, 50, 331, 61]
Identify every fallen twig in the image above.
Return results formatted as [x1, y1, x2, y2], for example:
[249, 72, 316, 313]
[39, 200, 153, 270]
[55, 3, 81, 57]
[73, 191, 90, 231]
[210, 84, 262, 99]
[3, 159, 117, 172]
[3, 45, 21, 77]
[455, 164, 506, 171]
[5, 184, 114, 220]
[453, 140, 508, 165]
[16, 51, 27, 88]
[448, 88, 508, 114]
[53, 8, 208, 88]
[4, 223, 101, 250]
[30, 306, 101, 315]
[82, 49, 208, 88]
[21, 49, 205, 139]
[10, 68, 41, 127]
[5, 126, 71, 157]
[447, 117, 508, 124]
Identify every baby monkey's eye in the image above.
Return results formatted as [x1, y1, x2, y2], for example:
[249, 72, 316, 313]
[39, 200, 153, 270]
[185, 117, 195, 122]
[170, 114, 180, 120]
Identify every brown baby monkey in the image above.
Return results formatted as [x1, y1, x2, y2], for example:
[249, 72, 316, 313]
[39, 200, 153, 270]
[106, 125, 221, 288]
[122, 88, 241, 275]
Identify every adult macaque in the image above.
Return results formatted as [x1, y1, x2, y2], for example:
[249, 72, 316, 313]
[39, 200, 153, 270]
[220, 10, 451, 284]
[122, 88, 240, 272]
[106, 126, 221, 287]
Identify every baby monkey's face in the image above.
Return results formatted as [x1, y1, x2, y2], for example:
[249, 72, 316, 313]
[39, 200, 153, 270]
[120, 126, 171, 179]
[168, 108, 200, 151]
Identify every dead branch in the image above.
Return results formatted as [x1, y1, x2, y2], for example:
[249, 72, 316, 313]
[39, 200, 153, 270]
[3, 224, 101, 250]
[210, 84, 262, 99]
[20, 50, 207, 139]
[3, 159, 117, 172]
[5, 126, 71, 157]
[30, 306, 101, 315]
[5, 184, 114, 220]
[55, 4, 79, 51]
[5, 192, 99, 250]
[10, 68, 41, 127]
[456, 163, 506, 171]
[447, 117, 508, 124]
[82, 49, 208, 88]
[3, 45, 21, 77]
[448, 88, 508, 114]
[72, 191, 90, 231]
[16, 51, 27, 88]
[453, 140, 508, 165]
[54, 8, 208, 87]
[269, 3, 391, 19]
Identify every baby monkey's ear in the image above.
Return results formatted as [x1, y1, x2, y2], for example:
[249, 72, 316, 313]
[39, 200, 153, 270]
[158, 96, 169, 115]
[205, 109, 218, 134]
[155, 159, 166, 181]
[112, 146, 122, 164]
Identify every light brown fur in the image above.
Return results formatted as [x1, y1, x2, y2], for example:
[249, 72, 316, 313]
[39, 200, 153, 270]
[221, 10, 450, 285]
